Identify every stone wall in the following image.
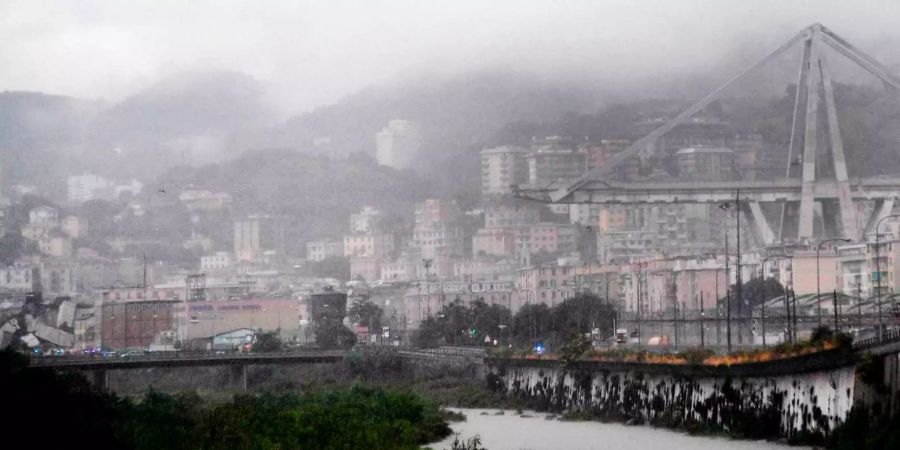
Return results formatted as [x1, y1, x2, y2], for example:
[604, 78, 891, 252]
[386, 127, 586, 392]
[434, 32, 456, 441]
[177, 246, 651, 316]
[486, 353, 860, 441]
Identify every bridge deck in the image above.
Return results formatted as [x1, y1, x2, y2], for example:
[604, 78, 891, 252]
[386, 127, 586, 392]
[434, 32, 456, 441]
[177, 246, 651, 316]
[28, 351, 347, 370]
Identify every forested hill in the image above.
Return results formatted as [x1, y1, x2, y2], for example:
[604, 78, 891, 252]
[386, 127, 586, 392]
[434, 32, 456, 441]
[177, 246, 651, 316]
[156, 149, 433, 246]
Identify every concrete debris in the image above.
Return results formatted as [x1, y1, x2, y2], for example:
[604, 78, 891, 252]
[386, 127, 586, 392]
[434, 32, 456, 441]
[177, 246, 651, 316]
[20, 333, 39, 348]
[56, 300, 75, 328]
[31, 321, 74, 348]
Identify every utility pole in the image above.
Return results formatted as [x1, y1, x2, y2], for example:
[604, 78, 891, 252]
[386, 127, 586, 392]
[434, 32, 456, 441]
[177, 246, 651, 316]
[671, 271, 680, 349]
[784, 286, 792, 344]
[857, 282, 863, 329]
[700, 291, 705, 348]
[735, 189, 742, 350]
[792, 289, 799, 342]
[833, 289, 840, 332]
[761, 301, 766, 346]
[874, 214, 900, 340]
[719, 200, 733, 353]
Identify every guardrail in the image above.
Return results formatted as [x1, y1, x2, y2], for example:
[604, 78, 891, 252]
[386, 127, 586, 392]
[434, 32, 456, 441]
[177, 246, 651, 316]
[854, 328, 900, 349]
[29, 350, 347, 368]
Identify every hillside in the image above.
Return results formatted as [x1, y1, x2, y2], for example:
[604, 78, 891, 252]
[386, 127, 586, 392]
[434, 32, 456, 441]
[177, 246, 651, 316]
[248, 71, 603, 168]
[155, 149, 433, 254]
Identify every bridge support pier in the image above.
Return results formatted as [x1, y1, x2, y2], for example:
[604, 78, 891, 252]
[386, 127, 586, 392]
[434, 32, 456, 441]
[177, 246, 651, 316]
[92, 369, 110, 391]
[230, 364, 248, 392]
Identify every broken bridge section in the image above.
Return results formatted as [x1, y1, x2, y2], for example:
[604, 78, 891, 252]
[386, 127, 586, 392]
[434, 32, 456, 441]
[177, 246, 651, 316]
[519, 23, 900, 246]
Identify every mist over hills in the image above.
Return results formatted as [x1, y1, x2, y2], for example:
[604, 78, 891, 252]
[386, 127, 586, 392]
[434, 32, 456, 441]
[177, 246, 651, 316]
[246, 71, 604, 164]
[2, 62, 900, 207]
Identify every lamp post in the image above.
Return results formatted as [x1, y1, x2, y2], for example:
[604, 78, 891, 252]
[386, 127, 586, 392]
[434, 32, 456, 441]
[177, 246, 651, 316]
[816, 238, 851, 328]
[875, 214, 900, 340]
[718, 201, 733, 352]
[670, 270, 683, 349]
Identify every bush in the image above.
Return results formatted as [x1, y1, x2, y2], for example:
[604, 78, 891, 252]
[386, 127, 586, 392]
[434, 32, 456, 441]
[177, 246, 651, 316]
[448, 435, 486, 450]
[0, 350, 455, 450]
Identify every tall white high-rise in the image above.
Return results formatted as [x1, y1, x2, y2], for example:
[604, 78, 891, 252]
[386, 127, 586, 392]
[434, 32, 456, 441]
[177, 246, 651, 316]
[67, 173, 112, 203]
[375, 120, 421, 169]
[480, 145, 528, 196]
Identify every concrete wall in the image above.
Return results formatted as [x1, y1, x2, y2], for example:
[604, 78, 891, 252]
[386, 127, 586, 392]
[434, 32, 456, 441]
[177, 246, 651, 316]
[486, 356, 858, 440]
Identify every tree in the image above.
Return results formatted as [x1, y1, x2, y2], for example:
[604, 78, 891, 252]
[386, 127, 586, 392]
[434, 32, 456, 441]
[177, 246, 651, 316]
[348, 296, 384, 333]
[251, 331, 283, 353]
[728, 277, 785, 310]
[315, 322, 357, 349]
[511, 303, 551, 347]
[0, 231, 29, 265]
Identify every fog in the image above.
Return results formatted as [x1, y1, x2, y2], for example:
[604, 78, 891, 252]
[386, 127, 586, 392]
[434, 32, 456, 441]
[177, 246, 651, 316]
[2, 0, 899, 115]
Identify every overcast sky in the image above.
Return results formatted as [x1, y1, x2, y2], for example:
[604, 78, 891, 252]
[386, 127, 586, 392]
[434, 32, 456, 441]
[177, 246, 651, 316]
[1, 0, 899, 114]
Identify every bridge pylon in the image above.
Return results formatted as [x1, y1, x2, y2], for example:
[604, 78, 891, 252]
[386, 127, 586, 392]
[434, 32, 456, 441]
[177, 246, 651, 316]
[542, 23, 900, 245]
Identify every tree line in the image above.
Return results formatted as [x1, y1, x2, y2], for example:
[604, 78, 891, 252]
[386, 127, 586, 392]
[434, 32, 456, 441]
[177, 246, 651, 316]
[414, 293, 618, 351]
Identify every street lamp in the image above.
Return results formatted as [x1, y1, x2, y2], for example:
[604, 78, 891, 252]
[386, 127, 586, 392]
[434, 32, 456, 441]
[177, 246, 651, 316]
[669, 270, 683, 349]
[718, 201, 733, 352]
[816, 238, 851, 328]
[875, 214, 900, 340]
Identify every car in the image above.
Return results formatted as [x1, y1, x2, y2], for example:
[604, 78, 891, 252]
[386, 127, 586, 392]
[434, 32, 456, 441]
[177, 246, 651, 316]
[118, 348, 144, 359]
[99, 349, 117, 359]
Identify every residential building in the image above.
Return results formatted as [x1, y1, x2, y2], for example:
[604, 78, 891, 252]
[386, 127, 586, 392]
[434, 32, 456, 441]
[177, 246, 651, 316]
[583, 139, 631, 169]
[837, 244, 870, 297]
[29, 206, 59, 227]
[790, 249, 838, 296]
[516, 263, 579, 306]
[37, 234, 72, 258]
[484, 204, 540, 228]
[375, 119, 421, 170]
[413, 199, 464, 259]
[528, 222, 575, 255]
[343, 234, 395, 259]
[473, 228, 516, 258]
[67, 173, 113, 203]
[480, 145, 529, 196]
[60, 215, 87, 238]
[0, 264, 37, 291]
[403, 280, 518, 328]
[349, 207, 383, 234]
[526, 142, 587, 185]
[350, 256, 381, 282]
[233, 215, 284, 263]
[201, 252, 233, 271]
[179, 190, 233, 211]
[306, 240, 344, 262]
[454, 259, 518, 282]
[676, 146, 736, 181]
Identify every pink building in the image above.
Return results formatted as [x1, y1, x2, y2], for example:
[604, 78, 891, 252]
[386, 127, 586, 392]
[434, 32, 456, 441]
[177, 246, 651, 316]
[789, 250, 838, 296]
[350, 256, 381, 282]
[473, 228, 516, 257]
[516, 264, 578, 306]
[343, 234, 395, 259]
[402, 280, 519, 329]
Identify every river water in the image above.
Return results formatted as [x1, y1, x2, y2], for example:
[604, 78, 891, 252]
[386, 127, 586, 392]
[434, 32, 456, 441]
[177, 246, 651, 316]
[430, 409, 808, 450]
